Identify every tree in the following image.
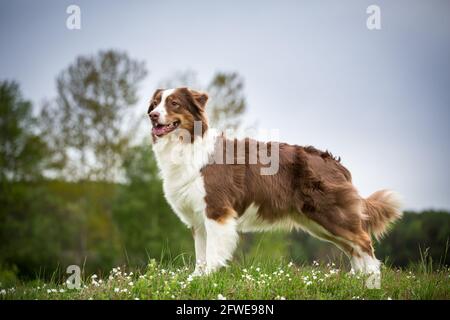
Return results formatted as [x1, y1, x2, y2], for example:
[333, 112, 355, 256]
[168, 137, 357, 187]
[45, 50, 148, 181]
[158, 69, 200, 90]
[0, 81, 50, 181]
[207, 72, 246, 131]
[0, 81, 74, 279]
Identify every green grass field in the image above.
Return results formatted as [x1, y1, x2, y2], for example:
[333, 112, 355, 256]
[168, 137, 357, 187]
[1, 258, 449, 300]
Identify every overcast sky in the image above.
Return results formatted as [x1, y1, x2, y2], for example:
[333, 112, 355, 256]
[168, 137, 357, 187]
[1, 0, 449, 210]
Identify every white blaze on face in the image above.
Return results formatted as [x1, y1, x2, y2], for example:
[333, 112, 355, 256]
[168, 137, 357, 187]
[153, 88, 175, 124]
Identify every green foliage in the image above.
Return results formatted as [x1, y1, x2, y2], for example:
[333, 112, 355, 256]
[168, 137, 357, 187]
[0, 81, 50, 181]
[0, 182, 75, 278]
[375, 211, 450, 267]
[0, 265, 18, 288]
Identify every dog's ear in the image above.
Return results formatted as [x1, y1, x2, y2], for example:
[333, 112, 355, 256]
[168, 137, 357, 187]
[152, 88, 163, 99]
[189, 89, 209, 109]
[148, 88, 164, 114]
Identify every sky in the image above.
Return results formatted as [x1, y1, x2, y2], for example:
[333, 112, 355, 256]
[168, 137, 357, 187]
[1, 0, 449, 210]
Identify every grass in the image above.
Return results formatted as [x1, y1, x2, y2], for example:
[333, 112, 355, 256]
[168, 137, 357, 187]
[1, 257, 449, 300]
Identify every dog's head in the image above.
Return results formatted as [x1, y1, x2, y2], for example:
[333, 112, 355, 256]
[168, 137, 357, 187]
[148, 88, 209, 141]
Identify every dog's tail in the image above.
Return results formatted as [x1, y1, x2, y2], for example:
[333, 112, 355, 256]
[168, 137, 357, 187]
[362, 190, 403, 241]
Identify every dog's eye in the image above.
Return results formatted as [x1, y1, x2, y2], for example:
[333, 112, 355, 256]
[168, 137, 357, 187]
[171, 101, 178, 107]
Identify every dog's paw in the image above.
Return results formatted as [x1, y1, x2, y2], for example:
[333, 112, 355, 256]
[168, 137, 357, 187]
[188, 266, 207, 279]
[190, 270, 204, 277]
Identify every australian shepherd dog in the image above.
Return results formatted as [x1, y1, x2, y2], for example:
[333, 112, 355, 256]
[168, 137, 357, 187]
[148, 87, 402, 276]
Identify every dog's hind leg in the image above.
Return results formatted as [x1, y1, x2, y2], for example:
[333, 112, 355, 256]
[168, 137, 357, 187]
[204, 207, 239, 274]
[316, 223, 380, 275]
[347, 231, 381, 275]
[297, 209, 381, 275]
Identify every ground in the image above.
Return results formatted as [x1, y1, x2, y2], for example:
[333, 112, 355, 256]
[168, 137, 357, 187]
[1, 259, 449, 300]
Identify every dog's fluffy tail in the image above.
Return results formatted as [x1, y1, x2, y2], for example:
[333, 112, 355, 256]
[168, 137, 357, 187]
[363, 190, 403, 241]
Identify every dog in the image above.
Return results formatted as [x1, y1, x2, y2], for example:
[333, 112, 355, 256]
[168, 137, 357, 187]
[148, 87, 402, 276]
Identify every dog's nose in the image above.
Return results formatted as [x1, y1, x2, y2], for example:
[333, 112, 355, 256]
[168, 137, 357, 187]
[150, 111, 160, 121]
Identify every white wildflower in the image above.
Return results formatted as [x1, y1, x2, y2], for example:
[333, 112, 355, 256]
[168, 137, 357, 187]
[217, 294, 227, 300]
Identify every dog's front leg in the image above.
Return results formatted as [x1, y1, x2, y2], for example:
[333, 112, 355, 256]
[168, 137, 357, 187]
[204, 216, 239, 275]
[191, 224, 206, 276]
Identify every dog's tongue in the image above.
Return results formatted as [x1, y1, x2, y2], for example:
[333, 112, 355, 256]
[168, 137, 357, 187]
[152, 125, 167, 136]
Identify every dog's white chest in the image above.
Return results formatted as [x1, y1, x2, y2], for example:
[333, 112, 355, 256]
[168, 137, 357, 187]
[152, 131, 217, 228]
[162, 173, 206, 227]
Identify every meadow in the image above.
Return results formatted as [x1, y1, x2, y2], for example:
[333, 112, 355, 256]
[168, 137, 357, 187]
[1, 258, 449, 300]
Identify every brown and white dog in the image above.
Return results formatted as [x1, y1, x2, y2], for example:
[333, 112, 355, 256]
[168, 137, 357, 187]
[148, 87, 402, 276]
